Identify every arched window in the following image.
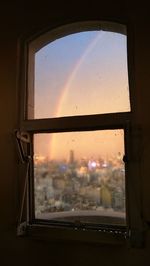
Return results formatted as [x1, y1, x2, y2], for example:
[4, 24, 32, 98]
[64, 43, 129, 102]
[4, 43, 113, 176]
[17, 21, 143, 245]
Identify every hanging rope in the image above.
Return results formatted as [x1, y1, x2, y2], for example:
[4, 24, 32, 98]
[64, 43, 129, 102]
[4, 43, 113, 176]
[17, 159, 30, 226]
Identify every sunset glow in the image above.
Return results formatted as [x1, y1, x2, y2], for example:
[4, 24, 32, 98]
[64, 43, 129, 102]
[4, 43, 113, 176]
[34, 130, 124, 161]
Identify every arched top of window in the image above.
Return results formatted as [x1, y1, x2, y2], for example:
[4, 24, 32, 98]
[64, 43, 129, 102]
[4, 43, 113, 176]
[27, 21, 130, 119]
[29, 21, 127, 52]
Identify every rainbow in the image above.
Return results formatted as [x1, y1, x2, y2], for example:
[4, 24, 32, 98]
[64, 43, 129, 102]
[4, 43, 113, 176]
[55, 31, 105, 117]
[49, 31, 105, 159]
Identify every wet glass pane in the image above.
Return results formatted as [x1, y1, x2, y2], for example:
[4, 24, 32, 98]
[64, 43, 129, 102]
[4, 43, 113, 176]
[34, 31, 130, 119]
[34, 130, 126, 225]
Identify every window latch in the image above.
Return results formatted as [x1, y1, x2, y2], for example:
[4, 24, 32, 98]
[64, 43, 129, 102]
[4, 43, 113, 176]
[15, 130, 31, 163]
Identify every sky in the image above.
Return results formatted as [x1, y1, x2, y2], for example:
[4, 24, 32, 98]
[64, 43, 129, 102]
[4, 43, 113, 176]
[34, 30, 130, 161]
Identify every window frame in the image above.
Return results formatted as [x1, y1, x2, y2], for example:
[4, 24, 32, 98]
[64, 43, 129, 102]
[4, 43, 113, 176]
[17, 21, 144, 247]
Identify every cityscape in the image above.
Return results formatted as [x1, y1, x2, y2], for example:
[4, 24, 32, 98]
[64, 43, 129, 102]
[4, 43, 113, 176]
[34, 149, 126, 224]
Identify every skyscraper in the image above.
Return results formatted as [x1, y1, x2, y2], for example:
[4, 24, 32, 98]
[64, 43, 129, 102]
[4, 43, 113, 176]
[69, 149, 75, 164]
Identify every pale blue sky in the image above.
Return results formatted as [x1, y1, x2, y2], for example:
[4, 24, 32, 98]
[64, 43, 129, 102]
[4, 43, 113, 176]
[35, 30, 130, 119]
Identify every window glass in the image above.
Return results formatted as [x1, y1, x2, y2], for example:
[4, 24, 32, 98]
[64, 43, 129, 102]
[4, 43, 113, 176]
[34, 129, 126, 225]
[34, 31, 130, 119]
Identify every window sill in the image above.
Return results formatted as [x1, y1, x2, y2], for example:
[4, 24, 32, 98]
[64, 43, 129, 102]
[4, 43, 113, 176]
[17, 221, 127, 246]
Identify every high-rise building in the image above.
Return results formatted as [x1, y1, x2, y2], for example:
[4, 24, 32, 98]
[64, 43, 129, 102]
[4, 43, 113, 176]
[69, 149, 75, 164]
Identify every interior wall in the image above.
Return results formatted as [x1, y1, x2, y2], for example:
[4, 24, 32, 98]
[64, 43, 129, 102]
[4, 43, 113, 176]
[1, 2, 150, 265]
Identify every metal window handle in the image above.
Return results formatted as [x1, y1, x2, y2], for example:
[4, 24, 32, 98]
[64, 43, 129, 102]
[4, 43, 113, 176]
[15, 130, 31, 163]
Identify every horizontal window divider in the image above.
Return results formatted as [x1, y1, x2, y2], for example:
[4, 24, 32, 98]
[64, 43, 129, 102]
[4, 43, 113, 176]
[21, 112, 131, 133]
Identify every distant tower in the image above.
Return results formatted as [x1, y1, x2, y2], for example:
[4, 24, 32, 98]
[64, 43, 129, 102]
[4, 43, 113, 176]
[69, 150, 75, 164]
